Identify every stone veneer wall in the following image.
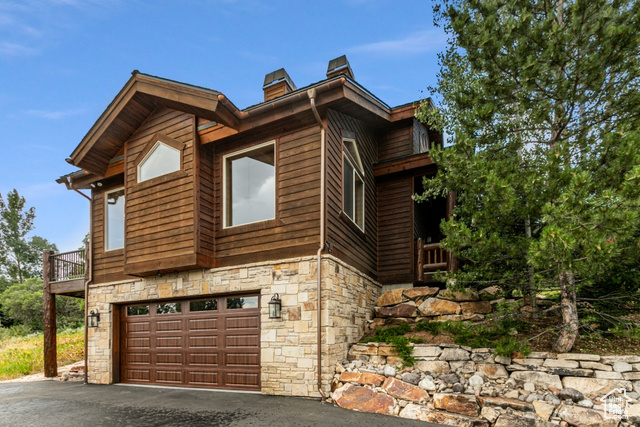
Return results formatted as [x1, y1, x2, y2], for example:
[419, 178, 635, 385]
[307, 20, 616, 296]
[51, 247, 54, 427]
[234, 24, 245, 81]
[86, 255, 381, 397]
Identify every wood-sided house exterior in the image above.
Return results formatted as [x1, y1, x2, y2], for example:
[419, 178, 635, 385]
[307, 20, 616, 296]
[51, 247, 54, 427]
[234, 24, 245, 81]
[45, 57, 451, 396]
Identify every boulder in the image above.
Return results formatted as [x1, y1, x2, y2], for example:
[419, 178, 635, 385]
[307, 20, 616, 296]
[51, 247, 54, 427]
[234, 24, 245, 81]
[418, 377, 437, 391]
[401, 372, 421, 385]
[413, 345, 443, 358]
[382, 377, 430, 403]
[493, 414, 556, 427]
[510, 371, 563, 390]
[476, 363, 509, 379]
[557, 403, 619, 427]
[580, 361, 612, 371]
[532, 400, 555, 421]
[594, 371, 624, 380]
[613, 362, 633, 373]
[339, 371, 385, 387]
[557, 353, 600, 361]
[332, 384, 395, 415]
[439, 372, 460, 385]
[627, 402, 640, 427]
[557, 388, 585, 402]
[543, 359, 579, 369]
[438, 290, 480, 302]
[601, 355, 640, 364]
[478, 396, 534, 412]
[418, 298, 461, 316]
[375, 288, 406, 307]
[403, 286, 439, 300]
[400, 404, 489, 426]
[374, 302, 417, 318]
[439, 348, 470, 362]
[433, 393, 480, 417]
[460, 301, 492, 314]
[416, 361, 451, 374]
[562, 377, 632, 396]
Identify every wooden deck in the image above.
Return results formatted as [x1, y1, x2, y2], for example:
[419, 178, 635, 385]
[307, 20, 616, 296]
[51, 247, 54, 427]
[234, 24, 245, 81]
[46, 248, 87, 297]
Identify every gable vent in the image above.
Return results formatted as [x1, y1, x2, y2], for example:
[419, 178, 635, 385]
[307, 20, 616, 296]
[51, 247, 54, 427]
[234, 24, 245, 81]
[263, 68, 297, 102]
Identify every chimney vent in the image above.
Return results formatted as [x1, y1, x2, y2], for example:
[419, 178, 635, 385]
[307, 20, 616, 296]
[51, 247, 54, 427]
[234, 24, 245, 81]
[263, 68, 297, 101]
[326, 55, 354, 80]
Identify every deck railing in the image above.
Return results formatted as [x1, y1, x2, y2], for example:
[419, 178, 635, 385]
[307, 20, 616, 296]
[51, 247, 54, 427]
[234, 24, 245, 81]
[50, 248, 87, 282]
[416, 238, 448, 282]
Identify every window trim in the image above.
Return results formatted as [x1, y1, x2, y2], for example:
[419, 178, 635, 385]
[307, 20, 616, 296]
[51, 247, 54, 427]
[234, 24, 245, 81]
[134, 133, 184, 184]
[342, 139, 365, 232]
[104, 187, 125, 252]
[222, 140, 277, 229]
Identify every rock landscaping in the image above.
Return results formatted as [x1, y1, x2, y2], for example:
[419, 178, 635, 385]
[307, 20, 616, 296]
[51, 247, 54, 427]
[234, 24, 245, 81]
[329, 288, 640, 426]
[330, 342, 640, 426]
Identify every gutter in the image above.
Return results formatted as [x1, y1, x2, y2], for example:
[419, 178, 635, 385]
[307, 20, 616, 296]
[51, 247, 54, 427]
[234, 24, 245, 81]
[307, 87, 329, 400]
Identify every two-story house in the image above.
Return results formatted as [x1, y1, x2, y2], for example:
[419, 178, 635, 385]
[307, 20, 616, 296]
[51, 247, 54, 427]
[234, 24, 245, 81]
[45, 56, 452, 397]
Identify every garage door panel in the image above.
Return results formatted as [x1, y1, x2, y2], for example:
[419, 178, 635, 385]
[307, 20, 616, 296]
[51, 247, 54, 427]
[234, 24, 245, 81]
[226, 334, 259, 348]
[188, 317, 218, 331]
[126, 337, 150, 349]
[226, 353, 259, 367]
[189, 335, 218, 348]
[156, 353, 183, 365]
[156, 319, 182, 332]
[226, 315, 259, 329]
[124, 369, 151, 382]
[188, 353, 218, 366]
[126, 321, 150, 333]
[226, 372, 260, 388]
[156, 336, 183, 348]
[156, 370, 183, 384]
[125, 352, 151, 365]
[121, 296, 260, 391]
[188, 371, 219, 386]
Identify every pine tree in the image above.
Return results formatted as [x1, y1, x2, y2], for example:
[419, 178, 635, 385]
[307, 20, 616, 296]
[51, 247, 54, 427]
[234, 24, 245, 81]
[417, 0, 640, 351]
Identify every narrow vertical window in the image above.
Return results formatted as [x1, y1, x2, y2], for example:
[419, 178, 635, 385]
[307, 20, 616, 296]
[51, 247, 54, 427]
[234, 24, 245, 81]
[105, 188, 125, 250]
[342, 139, 365, 231]
[223, 141, 276, 227]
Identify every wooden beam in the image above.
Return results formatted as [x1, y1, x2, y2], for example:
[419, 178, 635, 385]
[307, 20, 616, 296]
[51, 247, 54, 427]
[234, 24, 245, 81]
[43, 250, 57, 378]
[50, 279, 85, 295]
[373, 153, 434, 177]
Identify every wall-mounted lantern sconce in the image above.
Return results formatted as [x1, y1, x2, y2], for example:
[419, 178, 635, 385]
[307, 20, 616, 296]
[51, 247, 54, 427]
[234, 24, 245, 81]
[268, 294, 282, 319]
[87, 309, 100, 328]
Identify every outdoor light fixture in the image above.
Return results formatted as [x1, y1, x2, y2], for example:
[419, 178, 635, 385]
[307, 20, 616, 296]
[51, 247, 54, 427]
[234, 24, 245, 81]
[87, 309, 100, 328]
[268, 294, 282, 319]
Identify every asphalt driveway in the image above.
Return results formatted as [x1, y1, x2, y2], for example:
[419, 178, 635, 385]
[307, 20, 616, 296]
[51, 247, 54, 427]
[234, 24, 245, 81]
[0, 381, 443, 427]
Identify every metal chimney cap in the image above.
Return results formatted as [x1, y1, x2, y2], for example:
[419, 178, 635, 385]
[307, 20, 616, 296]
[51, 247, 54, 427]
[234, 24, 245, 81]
[327, 55, 354, 80]
[263, 68, 297, 90]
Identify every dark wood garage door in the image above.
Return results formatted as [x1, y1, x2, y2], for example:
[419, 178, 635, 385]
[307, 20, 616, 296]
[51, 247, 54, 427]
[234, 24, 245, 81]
[119, 294, 260, 390]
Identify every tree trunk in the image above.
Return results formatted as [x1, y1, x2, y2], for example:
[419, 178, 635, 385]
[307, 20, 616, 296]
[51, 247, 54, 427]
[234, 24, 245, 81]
[525, 216, 537, 315]
[552, 271, 579, 353]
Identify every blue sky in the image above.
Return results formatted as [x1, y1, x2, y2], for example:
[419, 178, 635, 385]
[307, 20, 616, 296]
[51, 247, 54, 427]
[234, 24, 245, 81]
[0, 0, 446, 252]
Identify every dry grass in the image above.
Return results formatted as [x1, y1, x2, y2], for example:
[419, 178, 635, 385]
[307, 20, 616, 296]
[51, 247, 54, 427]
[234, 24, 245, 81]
[0, 328, 84, 381]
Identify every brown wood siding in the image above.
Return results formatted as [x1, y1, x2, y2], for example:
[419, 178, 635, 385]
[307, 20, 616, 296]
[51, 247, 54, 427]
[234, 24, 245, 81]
[378, 122, 412, 163]
[92, 185, 127, 283]
[197, 141, 215, 259]
[124, 107, 198, 274]
[213, 123, 321, 266]
[377, 177, 414, 284]
[325, 109, 377, 278]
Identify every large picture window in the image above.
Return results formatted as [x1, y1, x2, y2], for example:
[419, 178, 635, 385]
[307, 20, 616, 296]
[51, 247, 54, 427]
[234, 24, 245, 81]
[343, 139, 364, 231]
[105, 188, 125, 251]
[223, 141, 275, 228]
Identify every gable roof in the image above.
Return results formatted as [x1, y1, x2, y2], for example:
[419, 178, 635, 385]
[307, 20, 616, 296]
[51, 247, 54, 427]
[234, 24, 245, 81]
[67, 70, 428, 177]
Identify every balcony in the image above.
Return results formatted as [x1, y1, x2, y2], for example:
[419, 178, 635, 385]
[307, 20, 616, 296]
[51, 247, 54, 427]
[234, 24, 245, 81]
[45, 247, 88, 297]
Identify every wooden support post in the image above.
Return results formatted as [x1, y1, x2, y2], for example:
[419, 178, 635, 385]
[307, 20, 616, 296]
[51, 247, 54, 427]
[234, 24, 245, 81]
[43, 250, 57, 378]
[416, 237, 424, 282]
[445, 192, 459, 274]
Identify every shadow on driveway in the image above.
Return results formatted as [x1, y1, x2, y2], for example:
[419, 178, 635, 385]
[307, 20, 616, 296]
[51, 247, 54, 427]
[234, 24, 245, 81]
[0, 381, 444, 427]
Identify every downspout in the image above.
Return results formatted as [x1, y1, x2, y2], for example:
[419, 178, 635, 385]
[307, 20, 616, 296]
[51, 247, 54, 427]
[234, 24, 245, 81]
[307, 88, 329, 400]
[67, 175, 92, 384]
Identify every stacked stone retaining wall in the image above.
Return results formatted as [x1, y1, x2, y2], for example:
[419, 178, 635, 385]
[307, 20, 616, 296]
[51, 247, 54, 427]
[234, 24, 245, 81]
[331, 342, 640, 426]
